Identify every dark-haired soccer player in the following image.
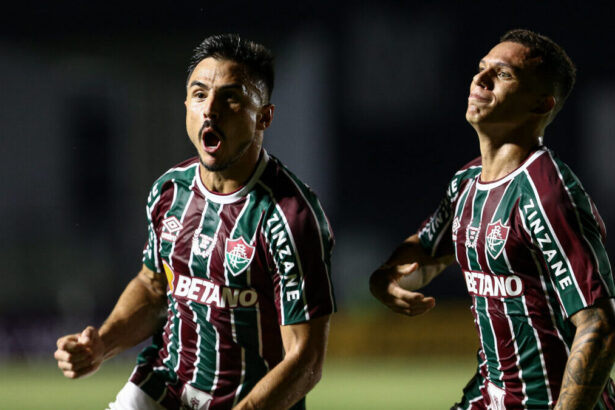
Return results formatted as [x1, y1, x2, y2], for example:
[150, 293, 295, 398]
[370, 29, 615, 409]
[54, 34, 335, 410]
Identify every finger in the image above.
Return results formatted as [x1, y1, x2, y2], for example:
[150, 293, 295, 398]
[396, 262, 419, 276]
[57, 355, 94, 372]
[53, 349, 92, 363]
[58, 340, 90, 356]
[392, 288, 427, 303]
[78, 326, 97, 345]
[56, 334, 79, 350]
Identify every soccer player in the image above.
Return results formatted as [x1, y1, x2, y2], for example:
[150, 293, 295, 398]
[369, 29, 615, 409]
[54, 34, 336, 410]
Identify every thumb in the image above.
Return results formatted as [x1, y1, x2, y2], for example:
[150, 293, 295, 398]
[78, 326, 96, 345]
[397, 262, 419, 277]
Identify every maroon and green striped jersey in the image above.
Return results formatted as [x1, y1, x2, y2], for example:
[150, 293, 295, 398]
[131, 151, 336, 410]
[419, 146, 615, 409]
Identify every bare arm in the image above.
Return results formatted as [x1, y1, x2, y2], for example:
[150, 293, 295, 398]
[233, 314, 330, 410]
[555, 298, 615, 409]
[369, 233, 454, 316]
[54, 264, 168, 378]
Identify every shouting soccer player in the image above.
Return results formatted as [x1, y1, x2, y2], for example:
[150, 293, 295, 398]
[54, 34, 336, 410]
[370, 29, 615, 409]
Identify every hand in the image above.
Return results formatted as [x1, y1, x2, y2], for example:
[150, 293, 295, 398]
[370, 262, 436, 316]
[54, 326, 105, 379]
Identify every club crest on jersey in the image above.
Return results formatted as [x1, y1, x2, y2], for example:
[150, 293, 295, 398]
[225, 237, 255, 277]
[192, 229, 216, 258]
[161, 216, 183, 242]
[486, 220, 510, 259]
[466, 226, 480, 249]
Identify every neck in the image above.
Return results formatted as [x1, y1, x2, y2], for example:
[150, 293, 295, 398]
[200, 142, 263, 194]
[474, 123, 542, 182]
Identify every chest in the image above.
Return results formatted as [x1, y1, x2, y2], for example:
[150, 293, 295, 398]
[157, 195, 269, 286]
[452, 181, 531, 276]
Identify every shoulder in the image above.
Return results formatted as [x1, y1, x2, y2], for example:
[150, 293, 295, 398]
[259, 155, 324, 213]
[520, 147, 606, 237]
[147, 157, 200, 205]
[520, 147, 580, 203]
[259, 155, 333, 243]
[446, 155, 482, 201]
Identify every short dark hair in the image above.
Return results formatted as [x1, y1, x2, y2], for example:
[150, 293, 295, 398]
[187, 34, 275, 103]
[500, 29, 576, 117]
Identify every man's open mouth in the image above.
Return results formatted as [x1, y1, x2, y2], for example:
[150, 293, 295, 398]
[202, 130, 222, 153]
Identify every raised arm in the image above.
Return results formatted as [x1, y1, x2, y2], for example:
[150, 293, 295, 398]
[555, 298, 615, 409]
[54, 264, 168, 378]
[369, 233, 455, 316]
[233, 314, 331, 410]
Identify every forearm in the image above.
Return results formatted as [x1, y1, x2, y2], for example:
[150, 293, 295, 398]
[99, 271, 167, 360]
[234, 316, 329, 410]
[234, 350, 322, 410]
[370, 233, 453, 292]
[555, 300, 615, 409]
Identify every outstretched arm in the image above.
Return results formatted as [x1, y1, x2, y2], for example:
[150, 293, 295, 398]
[369, 233, 454, 316]
[234, 314, 330, 410]
[555, 297, 615, 409]
[54, 264, 168, 378]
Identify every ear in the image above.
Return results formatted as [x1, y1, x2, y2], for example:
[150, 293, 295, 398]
[256, 104, 275, 131]
[532, 95, 556, 116]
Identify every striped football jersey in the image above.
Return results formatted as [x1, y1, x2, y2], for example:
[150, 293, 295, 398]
[419, 146, 615, 409]
[131, 151, 336, 409]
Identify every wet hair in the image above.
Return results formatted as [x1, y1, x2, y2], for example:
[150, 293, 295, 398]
[500, 29, 576, 118]
[187, 34, 275, 103]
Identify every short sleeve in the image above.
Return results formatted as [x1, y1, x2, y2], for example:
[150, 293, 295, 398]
[521, 178, 614, 318]
[142, 181, 165, 273]
[264, 199, 336, 326]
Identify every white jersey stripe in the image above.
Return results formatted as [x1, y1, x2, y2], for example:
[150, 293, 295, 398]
[549, 153, 612, 294]
[524, 170, 587, 309]
[280, 167, 335, 310]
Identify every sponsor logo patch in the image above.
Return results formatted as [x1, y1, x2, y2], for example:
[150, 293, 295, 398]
[464, 270, 523, 298]
[192, 229, 216, 258]
[161, 216, 183, 242]
[466, 226, 480, 249]
[225, 237, 255, 277]
[485, 220, 510, 259]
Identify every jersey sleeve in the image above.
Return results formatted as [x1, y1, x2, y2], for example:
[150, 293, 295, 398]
[418, 168, 473, 257]
[142, 179, 175, 274]
[264, 195, 336, 326]
[520, 168, 614, 318]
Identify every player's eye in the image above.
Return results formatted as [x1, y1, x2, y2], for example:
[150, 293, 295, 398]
[497, 71, 512, 79]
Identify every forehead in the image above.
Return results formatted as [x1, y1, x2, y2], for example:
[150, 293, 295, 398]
[482, 41, 535, 69]
[188, 57, 250, 87]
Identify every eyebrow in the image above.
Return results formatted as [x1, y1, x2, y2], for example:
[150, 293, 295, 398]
[188, 81, 246, 93]
[479, 59, 517, 70]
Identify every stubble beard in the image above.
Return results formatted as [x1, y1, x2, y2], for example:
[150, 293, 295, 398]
[199, 136, 256, 173]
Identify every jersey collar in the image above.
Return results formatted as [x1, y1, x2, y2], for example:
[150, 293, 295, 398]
[195, 150, 270, 204]
[476, 147, 546, 190]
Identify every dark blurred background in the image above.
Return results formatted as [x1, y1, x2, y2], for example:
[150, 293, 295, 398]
[1, 0, 614, 360]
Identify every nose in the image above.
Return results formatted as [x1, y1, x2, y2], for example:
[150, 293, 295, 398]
[203, 93, 220, 121]
[473, 68, 493, 90]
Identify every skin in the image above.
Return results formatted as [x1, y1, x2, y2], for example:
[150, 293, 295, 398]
[185, 57, 274, 194]
[555, 298, 615, 409]
[370, 40, 615, 408]
[55, 56, 331, 410]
